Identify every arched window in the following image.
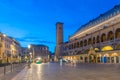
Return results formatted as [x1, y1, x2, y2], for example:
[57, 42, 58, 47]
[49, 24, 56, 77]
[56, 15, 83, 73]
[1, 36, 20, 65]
[80, 41, 83, 47]
[88, 38, 92, 45]
[69, 45, 71, 49]
[93, 37, 96, 44]
[74, 43, 76, 48]
[97, 36, 100, 43]
[77, 42, 79, 48]
[116, 44, 120, 50]
[84, 39, 87, 46]
[71, 44, 74, 49]
[107, 31, 114, 40]
[115, 28, 120, 38]
[101, 33, 106, 42]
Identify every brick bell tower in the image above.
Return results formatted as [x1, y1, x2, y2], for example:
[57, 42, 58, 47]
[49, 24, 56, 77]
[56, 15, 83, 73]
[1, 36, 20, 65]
[55, 22, 63, 61]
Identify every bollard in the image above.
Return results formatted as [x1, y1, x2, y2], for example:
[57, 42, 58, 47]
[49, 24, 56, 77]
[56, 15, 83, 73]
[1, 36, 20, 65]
[4, 64, 6, 75]
[11, 63, 12, 72]
[13, 63, 14, 70]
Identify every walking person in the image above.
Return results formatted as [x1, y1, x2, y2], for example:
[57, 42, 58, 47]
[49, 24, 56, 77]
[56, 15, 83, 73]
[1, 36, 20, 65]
[60, 59, 63, 66]
[27, 60, 31, 69]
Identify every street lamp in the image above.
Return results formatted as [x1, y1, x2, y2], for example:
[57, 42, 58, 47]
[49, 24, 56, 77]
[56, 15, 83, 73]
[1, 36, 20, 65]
[28, 44, 35, 62]
[3, 34, 6, 37]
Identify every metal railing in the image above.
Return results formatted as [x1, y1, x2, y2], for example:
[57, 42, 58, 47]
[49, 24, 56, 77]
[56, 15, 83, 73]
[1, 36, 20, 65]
[0, 63, 25, 77]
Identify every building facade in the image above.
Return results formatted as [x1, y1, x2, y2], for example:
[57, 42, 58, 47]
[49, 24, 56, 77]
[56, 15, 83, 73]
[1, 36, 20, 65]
[0, 33, 22, 64]
[29, 44, 50, 62]
[21, 47, 30, 62]
[61, 5, 120, 64]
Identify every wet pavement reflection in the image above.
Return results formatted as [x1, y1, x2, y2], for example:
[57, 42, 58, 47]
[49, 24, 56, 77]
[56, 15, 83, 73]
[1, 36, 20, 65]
[12, 63, 120, 80]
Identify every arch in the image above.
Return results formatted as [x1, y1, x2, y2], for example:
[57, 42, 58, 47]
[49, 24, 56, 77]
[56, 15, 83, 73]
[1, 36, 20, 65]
[85, 49, 89, 54]
[116, 44, 120, 50]
[88, 38, 92, 45]
[65, 46, 67, 50]
[71, 44, 73, 49]
[77, 51, 81, 55]
[96, 54, 101, 63]
[101, 46, 113, 51]
[103, 56, 107, 63]
[69, 44, 71, 49]
[84, 39, 87, 46]
[104, 54, 110, 63]
[97, 36, 100, 43]
[111, 53, 119, 63]
[93, 37, 96, 44]
[101, 33, 106, 42]
[80, 41, 83, 47]
[107, 31, 114, 40]
[85, 57, 88, 62]
[89, 54, 96, 63]
[104, 54, 110, 57]
[76, 42, 79, 48]
[65, 46, 68, 50]
[111, 53, 118, 57]
[80, 56, 83, 60]
[71, 44, 74, 49]
[74, 43, 76, 48]
[115, 28, 120, 38]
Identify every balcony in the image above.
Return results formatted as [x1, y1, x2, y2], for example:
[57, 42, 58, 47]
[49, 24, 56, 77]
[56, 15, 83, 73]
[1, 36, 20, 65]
[100, 40, 114, 46]
[93, 43, 99, 48]
[115, 38, 120, 43]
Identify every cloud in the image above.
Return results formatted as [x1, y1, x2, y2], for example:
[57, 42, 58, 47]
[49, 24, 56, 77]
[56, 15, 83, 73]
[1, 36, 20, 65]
[15, 36, 55, 44]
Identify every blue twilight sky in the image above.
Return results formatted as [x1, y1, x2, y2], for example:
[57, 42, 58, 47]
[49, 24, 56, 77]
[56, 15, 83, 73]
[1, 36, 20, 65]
[0, 0, 120, 53]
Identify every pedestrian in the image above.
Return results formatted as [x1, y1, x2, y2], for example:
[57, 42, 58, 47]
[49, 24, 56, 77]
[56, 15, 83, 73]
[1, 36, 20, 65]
[71, 60, 74, 66]
[74, 60, 76, 67]
[60, 59, 63, 66]
[27, 60, 31, 69]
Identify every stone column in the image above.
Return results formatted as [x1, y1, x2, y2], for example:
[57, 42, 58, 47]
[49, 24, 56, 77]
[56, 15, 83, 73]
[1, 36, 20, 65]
[110, 57, 112, 64]
[102, 57, 104, 63]
[113, 27, 116, 49]
[99, 56, 101, 63]
[119, 56, 120, 63]
[83, 56, 85, 63]
[114, 57, 116, 64]
[96, 57, 98, 63]
[88, 56, 89, 63]
[80, 56, 85, 63]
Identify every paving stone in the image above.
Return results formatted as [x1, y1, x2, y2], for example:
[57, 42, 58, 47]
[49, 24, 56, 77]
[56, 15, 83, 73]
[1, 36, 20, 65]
[2, 63, 120, 80]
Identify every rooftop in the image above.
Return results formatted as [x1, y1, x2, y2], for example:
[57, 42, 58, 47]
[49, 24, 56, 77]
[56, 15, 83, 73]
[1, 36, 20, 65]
[71, 4, 120, 38]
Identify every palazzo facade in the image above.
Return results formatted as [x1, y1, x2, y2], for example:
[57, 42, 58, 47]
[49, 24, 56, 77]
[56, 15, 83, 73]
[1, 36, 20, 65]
[60, 5, 120, 63]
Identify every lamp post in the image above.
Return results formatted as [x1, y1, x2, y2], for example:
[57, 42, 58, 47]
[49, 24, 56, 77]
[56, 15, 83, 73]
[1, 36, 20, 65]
[3, 34, 7, 64]
[28, 45, 35, 63]
[29, 52, 32, 62]
[0, 42, 2, 65]
[3, 34, 6, 75]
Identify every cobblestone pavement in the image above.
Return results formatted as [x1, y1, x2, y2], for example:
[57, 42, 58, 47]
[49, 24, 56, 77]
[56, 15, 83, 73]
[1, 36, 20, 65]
[10, 63, 120, 80]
